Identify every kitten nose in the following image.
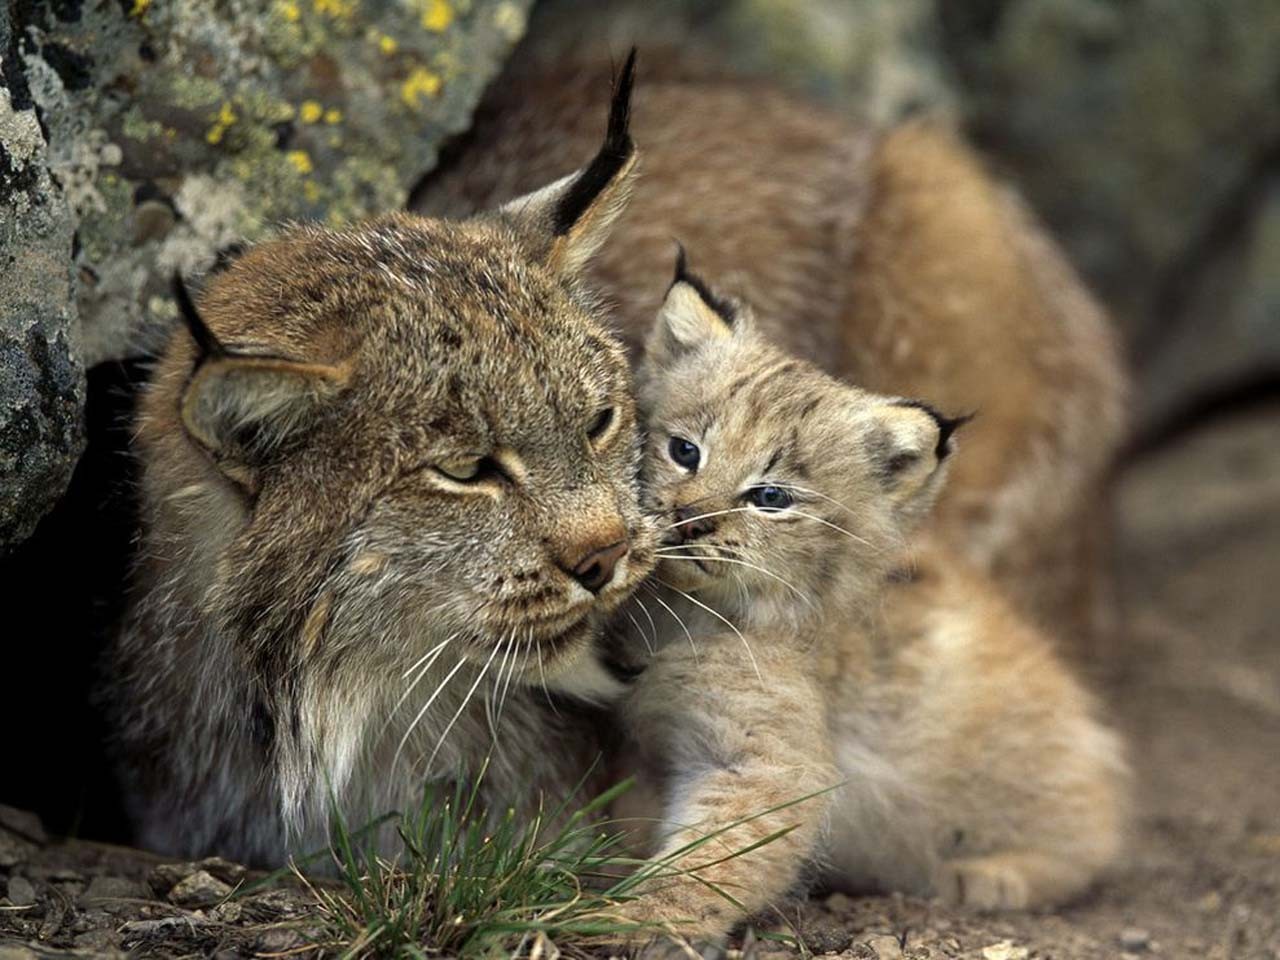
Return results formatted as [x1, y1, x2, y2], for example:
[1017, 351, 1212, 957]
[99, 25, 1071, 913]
[672, 505, 716, 542]
[569, 539, 629, 594]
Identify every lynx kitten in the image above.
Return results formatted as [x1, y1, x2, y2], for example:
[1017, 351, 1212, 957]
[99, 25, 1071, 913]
[609, 254, 1127, 941]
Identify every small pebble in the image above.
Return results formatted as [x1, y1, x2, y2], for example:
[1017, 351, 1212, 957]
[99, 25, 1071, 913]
[1119, 927, 1151, 951]
[866, 935, 903, 959]
[982, 942, 1029, 960]
[167, 870, 232, 908]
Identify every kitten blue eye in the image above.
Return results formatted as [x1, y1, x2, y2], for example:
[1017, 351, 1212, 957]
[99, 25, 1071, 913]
[747, 485, 793, 512]
[669, 436, 700, 470]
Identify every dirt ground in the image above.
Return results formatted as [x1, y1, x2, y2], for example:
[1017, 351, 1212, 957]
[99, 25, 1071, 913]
[2, 405, 1278, 959]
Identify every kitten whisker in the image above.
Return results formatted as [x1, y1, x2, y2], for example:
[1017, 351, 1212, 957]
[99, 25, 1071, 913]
[654, 577, 762, 684]
[655, 551, 816, 609]
[659, 506, 756, 531]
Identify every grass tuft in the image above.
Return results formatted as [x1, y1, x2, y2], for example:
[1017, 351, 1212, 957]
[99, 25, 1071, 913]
[302, 759, 832, 958]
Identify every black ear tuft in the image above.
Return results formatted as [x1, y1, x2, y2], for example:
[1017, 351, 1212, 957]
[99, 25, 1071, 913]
[892, 399, 975, 459]
[172, 272, 226, 361]
[936, 411, 976, 459]
[669, 241, 737, 326]
[208, 241, 248, 276]
[551, 47, 637, 236]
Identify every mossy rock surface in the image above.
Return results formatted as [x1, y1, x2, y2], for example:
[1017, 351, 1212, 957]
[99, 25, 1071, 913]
[0, 0, 529, 550]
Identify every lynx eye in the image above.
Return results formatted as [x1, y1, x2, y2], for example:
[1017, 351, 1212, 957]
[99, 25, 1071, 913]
[746, 485, 793, 512]
[587, 406, 615, 442]
[668, 436, 700, 470]
[435, 458, 483, 482]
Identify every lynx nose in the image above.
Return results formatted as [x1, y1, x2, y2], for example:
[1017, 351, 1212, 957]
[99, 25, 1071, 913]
[672, 505, 716, 543]
[569, 539, 629, 594]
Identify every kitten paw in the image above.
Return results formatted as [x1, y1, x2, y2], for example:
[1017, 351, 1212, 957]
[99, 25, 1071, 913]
[937, 856, 1031, 910]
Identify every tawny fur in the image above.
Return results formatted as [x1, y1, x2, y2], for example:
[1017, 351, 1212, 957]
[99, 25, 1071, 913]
[414, 45, 1128, 651]
[607, 272, 1127, 941]
[108, 65, 660, 863]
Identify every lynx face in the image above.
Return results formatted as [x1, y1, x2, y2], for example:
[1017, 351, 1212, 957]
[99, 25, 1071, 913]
[154, 57, 657, 692]
[637, 253, 965, 627]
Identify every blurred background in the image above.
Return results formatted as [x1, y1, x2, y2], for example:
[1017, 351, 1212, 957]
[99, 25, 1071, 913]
[2, 2, 1277, 955]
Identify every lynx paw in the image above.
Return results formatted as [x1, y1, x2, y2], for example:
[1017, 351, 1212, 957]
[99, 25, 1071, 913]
[937, 856, 1031, 910]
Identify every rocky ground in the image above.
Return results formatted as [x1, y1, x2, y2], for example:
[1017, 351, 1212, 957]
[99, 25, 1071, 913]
[3, 404, 1279, 958]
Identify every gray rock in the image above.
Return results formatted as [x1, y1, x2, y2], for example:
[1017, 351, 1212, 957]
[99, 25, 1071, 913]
[939, 0, 1280, 426]
[1, 0, 529, 552]
[14, 0, 532, 368]
[166, 869, 231, 908]
[1, 4, 84, 554]
[1140, 174, 1280, 429]
[6, 875, 36, 907]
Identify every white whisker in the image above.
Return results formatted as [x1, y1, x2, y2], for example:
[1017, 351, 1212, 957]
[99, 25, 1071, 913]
[642, 583, 698, 659]
[393, 651, 469, 773]
[425, 639, 504, 774]
[654, 550, 816, 608]
[654, 577, 761, 683]
[660, 506, 756, 531]
[380, 634, 455, 740]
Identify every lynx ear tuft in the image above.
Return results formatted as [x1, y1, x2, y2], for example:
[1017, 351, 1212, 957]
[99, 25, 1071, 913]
[176, 277, 350, 481]
[499, 48, 639, 275]
[173, 272, 227, 360]
[870, 399, 970, 521]
[647, 244, 739, 364]
[551, 47, 637, 238]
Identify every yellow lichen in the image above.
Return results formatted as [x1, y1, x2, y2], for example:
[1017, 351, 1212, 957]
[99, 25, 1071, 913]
[287, 150, 314, 175]
[300, 100, 324, 124]
[279, 0, 301, 22]
[421, 0, 454, 32]
[130, 0, 151, 16]
[312, 0, 357, 19]
[493, 2, 525, 42]
[323, 108, 343, 124]
[378, 34, 398, 55]
[400, 67, 442, 108]
[304, 180, 321, 202]
[205, 102, 238, 145]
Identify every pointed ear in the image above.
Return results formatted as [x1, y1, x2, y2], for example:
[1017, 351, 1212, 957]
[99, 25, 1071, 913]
[174, 274, 350, 482]
[646, 244, 742, 365]
[868, 398, 972, 522]
[500, 48, 638, 274]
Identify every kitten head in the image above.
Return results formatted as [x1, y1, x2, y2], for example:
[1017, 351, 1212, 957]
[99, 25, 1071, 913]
[638, 249, 967, 626]
[141, 52, 656, 699]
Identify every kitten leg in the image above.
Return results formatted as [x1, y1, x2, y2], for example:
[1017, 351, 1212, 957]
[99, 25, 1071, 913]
[615, 641, 837, 943]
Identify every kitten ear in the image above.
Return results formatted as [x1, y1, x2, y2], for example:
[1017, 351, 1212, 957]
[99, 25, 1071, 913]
[175, 274, 350, 485]
[499, 49, 638, 275]
[646, 244, 740, 364]
[868, 398, 972, 521]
